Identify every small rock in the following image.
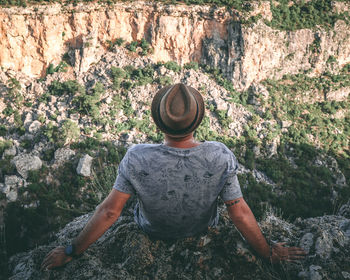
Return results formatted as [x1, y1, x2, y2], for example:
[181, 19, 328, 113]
[342, 271, 350, 279]
[76, 154, 93, 177]
[338, 201, 350, 218]
[315, 233, 333, 259]
[3, 145, 17, 158]
[309, 265, 322, 280]
[28, 120, 42, 134]
[54, 148, 76, 165]
[336, 173, 346, 186]
[281, 120, 292, 128]
[214, 99, 228, 111]
[3, 175, 24, 202]
[299, 232, 314, 254]
[11, 154, 43, 179]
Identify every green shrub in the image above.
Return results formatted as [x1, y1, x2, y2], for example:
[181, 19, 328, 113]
[0, 125, 7, 136]
[184, 61, 199, 70]
[106, 37, 125, 50]
[156, 76, 173, 86]
[49, 80, 85, 97]
[267, 0, 350, 31]
[0, 139, 12, 156]
[126, 41, 138, 52]
[164, 61, 181, 72]
[110, 67, 126, 80]
[72, 82, 104, 121]
[59, 120, 80, 144]
[43, 122, 60, 143]
[46, 61, 69, 75]
[139, 38, 151, 55]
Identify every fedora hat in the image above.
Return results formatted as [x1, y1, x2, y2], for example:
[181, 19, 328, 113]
[151, 83, 205, 137]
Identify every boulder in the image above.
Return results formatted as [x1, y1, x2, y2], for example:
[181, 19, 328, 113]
[11, 154, 42, 179]
[76, 154, 93, 177]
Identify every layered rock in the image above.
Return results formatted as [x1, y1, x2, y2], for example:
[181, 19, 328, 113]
[1, 1, 350, 90]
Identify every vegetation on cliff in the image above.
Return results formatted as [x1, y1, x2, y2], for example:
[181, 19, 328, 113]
[1, 0, 350, 31]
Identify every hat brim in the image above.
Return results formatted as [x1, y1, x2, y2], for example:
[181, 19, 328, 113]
[151, 85, 205, 137]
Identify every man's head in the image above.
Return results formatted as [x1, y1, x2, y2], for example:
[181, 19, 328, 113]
[151, 83, 204, 138]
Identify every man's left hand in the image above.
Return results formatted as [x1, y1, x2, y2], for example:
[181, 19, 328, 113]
[270, 242, 307, 263]
[41, 246, 72, 271]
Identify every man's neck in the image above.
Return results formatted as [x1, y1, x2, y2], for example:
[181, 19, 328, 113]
[164, 133, 200, 149]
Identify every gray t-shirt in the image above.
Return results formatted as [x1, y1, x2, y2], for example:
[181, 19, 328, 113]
[113, 141, 242, 239]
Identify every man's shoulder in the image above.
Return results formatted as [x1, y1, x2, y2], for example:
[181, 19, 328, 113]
[205, 141, 233, 155]
[127, 143, 162, 154]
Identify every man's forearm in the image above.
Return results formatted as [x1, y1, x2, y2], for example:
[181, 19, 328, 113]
[72, 206, 120, 256]
[227, 199, 270, 259]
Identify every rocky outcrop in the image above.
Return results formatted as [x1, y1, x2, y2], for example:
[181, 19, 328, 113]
[1, 1, 350, 90]
[7, 201, 350, 280]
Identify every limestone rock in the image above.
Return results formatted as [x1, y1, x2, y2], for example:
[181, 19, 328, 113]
[27, 120, 41, 134]
[338, 200, 350, 219]
[76, 154, 93, 177]
[0, 2, 349, 89]
[2, 175, 24, 202]
[11, 154, 42, 179]
[54, 148, 76, 165]
[2, 145, 16, 158]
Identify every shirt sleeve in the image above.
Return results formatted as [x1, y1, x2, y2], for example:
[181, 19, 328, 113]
[113, 150, 135, 195]
[219, 150, 243, 202]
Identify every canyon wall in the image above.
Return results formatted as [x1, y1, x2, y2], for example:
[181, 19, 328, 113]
[1, 1, 350, 90]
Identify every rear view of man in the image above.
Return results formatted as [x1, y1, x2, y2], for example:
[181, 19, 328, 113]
[41, 83, 306, 270]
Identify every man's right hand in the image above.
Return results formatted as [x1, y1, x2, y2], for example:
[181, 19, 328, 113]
[41, 246, 72, 270]
[270, 242, 307, 263]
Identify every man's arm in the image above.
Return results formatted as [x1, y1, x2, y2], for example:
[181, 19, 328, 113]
[41, 189, 131, 270]
[226, 197, 306, 263]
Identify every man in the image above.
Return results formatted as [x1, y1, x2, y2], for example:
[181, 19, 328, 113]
[41, 83, 306, 270]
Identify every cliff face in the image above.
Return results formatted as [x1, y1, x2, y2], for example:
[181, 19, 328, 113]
[1, 1, 350, 90]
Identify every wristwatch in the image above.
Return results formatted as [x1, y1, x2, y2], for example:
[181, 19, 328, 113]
[64, 244, 76, 257]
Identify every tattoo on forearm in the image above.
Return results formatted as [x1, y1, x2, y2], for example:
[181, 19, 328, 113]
[225, 199, 240, 207]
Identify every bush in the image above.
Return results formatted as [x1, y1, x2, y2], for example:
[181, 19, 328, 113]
[110, 67, 126, 80]
[0, 125, 7, 136]
[156, 76, 173, 86]
[164, 61, 181, 72]
[60, 120, 80, 145]
[106, 37, 125, 50]
[127, 41, 138, 52]
[139, 38, 151, 55]
[49, 80, 85, 97]
[184, 61, 199, 70]
[72, 82, 104, 121]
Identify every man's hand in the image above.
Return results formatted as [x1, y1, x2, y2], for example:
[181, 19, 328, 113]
[270, 242, 307, 263]
[40, 189, 130, 271]
[226, 198, 307, 263]
[41, 246, 72, 270]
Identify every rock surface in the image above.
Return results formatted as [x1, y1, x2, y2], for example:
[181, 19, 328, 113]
[11, 154, 42, 179]
[1, 175, 24, 202]
[76, 154, 93, 177]
[8, 201, 350, 280]
[53, 148, 76, 165]
[0, 1, 349, 90]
